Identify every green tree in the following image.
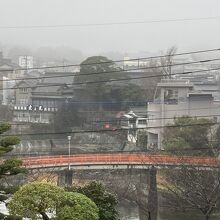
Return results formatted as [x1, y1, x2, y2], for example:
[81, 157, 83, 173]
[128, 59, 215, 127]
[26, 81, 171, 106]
[74, 56, 122, 103]
[8, 182, 64, 220]
[67, 181, 119, 220]
[163, 116, 215, 156]
[0, 123, 26, 219]
[53, 100, 81, 132]
[57, 192, 99, 220]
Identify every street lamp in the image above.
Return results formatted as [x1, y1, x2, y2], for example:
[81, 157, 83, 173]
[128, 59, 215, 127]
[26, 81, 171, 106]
[67, 135, 71, 170]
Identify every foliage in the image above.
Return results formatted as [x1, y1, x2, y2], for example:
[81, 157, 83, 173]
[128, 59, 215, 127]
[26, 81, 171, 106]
[136, 131, 148, 150]
[0, 123, 11, 134]
[0, 123, 20, 156]
[0, 123, 26, 219]
[57, 192, 99, 220]
[8, 182, 101, 220]
[74, 56, 121, 102]
[53, 101, 81, 132]
[8, 182, 64, 220]
[163, 116, 215, 156]
[73, 56, 145, 115]
[76, 56, 121, 83]
[107, 83, 145, 104]
[163, 167, 220, 220]
[160, 46, 177, 79]
[4, 215, 22, 220]
[67, 181, 119, 220]
[0, 159, 27, 179]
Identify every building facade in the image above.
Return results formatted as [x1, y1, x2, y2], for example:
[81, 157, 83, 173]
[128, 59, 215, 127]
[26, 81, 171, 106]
[147, 79, 220, 149]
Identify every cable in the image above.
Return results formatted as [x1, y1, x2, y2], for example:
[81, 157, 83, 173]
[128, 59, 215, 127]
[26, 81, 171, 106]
[1, 16, 220, 29]
[7, 106, 220, 126]
[51, 97, 220, 106]
[5, 146, 220, 157]
[3, 66, 220, 91]
[1, 47, 220, 73]
[87, 114, 220, 124]
[0, 121, 218, 137]
[2, 56, 220, 82]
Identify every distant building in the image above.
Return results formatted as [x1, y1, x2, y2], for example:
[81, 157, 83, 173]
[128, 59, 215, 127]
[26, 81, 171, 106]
[147, 79, 220, 149]
[19, 56, 34, 69]
[0, 52, 20, 103]
[13, 71, 74, 123]
[2, 76, 16, 105]
[123, 57, 148, 70]
[121, 111, 147, 143]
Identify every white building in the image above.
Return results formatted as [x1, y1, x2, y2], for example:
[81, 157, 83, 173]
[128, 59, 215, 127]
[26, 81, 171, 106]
[2, 76, 16, 105]
[121, 111, 147, 143]
[147, 79, 220, 149]
[19, 56, 34, 69]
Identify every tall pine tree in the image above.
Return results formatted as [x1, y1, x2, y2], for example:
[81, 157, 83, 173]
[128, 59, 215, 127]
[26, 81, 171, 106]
[0, 123, 26, 219]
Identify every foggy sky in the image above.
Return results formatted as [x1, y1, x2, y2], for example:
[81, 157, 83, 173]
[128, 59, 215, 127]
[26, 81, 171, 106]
[0, 0, 220, 55]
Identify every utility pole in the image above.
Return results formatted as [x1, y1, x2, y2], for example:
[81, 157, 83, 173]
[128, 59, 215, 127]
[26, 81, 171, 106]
[67, 135, 71, 170]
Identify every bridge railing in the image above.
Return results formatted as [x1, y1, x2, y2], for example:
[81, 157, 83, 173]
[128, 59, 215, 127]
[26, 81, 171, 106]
[21, 153, 220, 168]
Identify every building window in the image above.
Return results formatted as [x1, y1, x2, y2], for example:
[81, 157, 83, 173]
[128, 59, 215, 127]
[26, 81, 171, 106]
[138, 119, 147, 125]
[19, 88, 28, 93]
[164, 89, 178, 104]
[19, 99, 28, 105]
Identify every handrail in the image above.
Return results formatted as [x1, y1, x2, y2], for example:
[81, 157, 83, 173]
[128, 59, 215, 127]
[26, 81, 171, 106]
[21, 153, 220, 168]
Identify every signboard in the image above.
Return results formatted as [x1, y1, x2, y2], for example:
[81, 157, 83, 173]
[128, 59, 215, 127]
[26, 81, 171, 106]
[14, 105, 57, 112]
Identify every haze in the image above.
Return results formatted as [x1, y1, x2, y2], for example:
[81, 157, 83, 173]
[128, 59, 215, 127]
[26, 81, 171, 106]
[0, 0, 220, 56]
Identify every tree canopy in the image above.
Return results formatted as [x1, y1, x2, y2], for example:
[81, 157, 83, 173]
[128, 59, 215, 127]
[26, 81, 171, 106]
[57, 192, 99, 220]
[67, 181, 119, 220]
[8, 182, 64, 220]
[0, 123, 26, 219]
[74, 56, 145, 112]
[8, 182, 100, 220]
[163, 116, 216, 156]
[53, 100, 81, 132]
[76, 56, 121, 83]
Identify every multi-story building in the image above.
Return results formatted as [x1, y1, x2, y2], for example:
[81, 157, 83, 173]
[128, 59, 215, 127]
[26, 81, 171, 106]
[0, 52, 23, 104]
[147, 79, 220, 149]
[13, 71, 74, 123]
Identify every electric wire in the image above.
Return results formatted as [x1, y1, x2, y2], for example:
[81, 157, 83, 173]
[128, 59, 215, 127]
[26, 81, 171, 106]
[0, 47, 220, 73]
[1, 121, 219, 137]
[1, 56, 220, 82]
[2, 66, 220, 90]
[1, 16, 220, 29]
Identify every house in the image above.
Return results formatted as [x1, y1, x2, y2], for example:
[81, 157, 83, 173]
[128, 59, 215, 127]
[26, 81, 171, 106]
[121, 111, 147, 143]
[147, 79, 220, 149]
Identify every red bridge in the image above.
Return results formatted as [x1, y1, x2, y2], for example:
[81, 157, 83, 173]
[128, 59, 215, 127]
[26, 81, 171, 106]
[22, 153, 220, 170]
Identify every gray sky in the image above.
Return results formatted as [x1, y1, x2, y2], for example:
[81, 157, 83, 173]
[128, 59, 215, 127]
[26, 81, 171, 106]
[0, 0, 220, 55]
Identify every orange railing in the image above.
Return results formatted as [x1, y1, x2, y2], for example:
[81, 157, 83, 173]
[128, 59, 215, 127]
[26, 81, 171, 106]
[21, 153, 220, 168]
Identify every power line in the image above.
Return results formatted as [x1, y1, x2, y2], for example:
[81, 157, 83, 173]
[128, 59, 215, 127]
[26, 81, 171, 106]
[54, 97, 220, 106]
[7, 106, 220, 126]
[1, 121, 218, 137]
[2, 66, 220, 91]
[5, 146, 220, 157]
[1, 16, 220, 29]
[1, 48, 220, 73]
[87, 114, 220, 124]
